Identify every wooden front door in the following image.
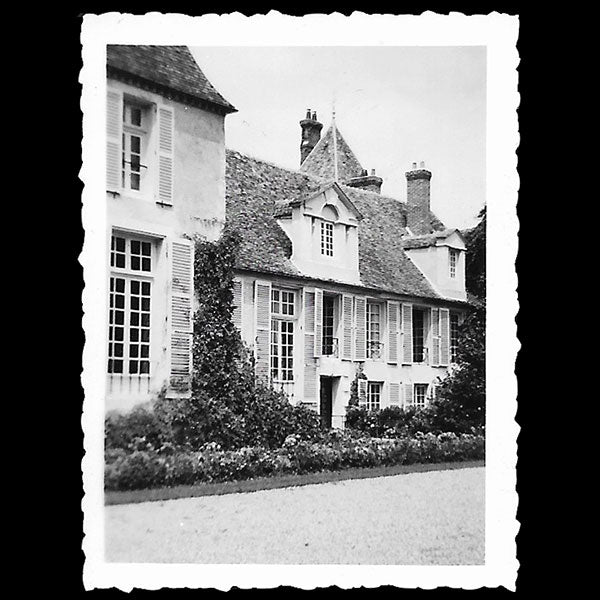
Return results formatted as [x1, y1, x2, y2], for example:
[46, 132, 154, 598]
[319, 376, 333, 429]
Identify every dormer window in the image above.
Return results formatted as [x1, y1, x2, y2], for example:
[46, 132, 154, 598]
[320, 221, 334, 256]
[449, 248, 458, 278]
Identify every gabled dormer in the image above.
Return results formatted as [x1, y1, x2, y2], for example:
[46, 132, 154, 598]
[402, 229, 467, 300]
[275, 181, 362, 284]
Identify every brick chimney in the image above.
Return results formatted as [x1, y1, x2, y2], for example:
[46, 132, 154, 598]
[300, 109, 323, 165]
[346, 168, 383, 194]
[405, 161, 432, 234]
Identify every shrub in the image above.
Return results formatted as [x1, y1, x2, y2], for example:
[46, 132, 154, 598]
[105, 405, 167, 453]
[105, 431, 485, 491]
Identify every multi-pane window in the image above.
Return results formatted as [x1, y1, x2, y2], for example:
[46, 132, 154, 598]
[108, 234, 153, 375]
[122, 101, 147, 192]
[270, 289, 296, 382]
[414, 383, 429, 408]
[449, 249, 458, 278]
[366, 301, 383, 359]
[322, 295, 337, 356]
[321, 221, 334, 256]
[367, 382, 382, 411]
[413, 307, 426, 363]
[450, 313, 460, 363]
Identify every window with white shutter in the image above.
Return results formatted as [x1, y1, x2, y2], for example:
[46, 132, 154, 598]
[431, 307, 441, 366]
[168, 239, 194, 395]
[389, 382, 401, 406]
[341, 294, 353, 360]
[157, 105, 174, 205]
[354, 296, 367, 361]
[314, 289, 323, 357]
[440, 308, 450, 366]
[387, 301, 399, 364]
[254, 281, 272, 380]
[232, 279, 242, 330]
[303, 289, 317, 401]
[403, 383, 413, 408]
[106, 89, 122, 192]
[357, 378, 368, 406]
[402, 303, 413, 364]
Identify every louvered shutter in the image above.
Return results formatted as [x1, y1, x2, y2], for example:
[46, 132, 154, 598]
[387, 301, 399, 364]
[354, 297, 367, 361]
[341, 294, 353, 360]
[106, 89, 122, 192]
[314, 289, 323, 357]
[232, 279, 242, 330]
[440, 308, 450, 366]
[403, 383, 413, 408]
[157, 105, 175, 205]
[402, 303, 413, 364]
[303, 289, 317, 401]
[431, 307, 440, 366]
[389, 382, 401, 406]
[254, 280, 271, 380]
[168, 239, 194, 396]
[358, 379, 367, 406]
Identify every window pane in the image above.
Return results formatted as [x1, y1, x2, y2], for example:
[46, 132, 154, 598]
[130, 107, 142, 126]
[130, 136, 141, 154]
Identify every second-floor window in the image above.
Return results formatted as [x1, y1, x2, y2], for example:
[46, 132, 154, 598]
[366, 301, 383, 359]
[450, 312, 460, 363]
[322, 295, 337, 356]
[449, 248, 458, 278]
[321, 221, 334, 256]
[413, 307, 426, 363]
[270, 289, 296, 382]
[122, 101, 149, 193]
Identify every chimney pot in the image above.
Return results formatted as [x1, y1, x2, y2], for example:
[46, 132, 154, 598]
[306, 108, 311, 119]
[420, 161, 425, 168]
[412, 162, 417, 169]
[312, 111, 317, 120]
[371, 168, 376, 176]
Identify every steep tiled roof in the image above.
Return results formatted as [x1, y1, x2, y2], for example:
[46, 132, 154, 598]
[299, 124, 365, 182]
[226, 150, 450, 301]
[107, 45, 236, 114]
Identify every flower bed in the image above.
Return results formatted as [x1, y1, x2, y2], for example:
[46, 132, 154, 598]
[105, 431, 485, 492]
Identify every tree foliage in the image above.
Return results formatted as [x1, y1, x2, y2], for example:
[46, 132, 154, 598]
[156, 229, 322, 450]
[433, 207, 486, 430]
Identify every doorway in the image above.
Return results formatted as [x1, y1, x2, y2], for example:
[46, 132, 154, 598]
[319, 376, 334, 429]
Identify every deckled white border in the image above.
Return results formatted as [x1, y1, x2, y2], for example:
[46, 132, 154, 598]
[81, 11, 519, 591]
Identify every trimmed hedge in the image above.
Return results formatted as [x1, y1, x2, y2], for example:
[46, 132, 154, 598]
[105, 431, 484, 491]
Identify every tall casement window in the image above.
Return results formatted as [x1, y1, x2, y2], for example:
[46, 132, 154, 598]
[450, 313, 460, 363]
[449, 248, 458, 278]
[366, 301, 383, 359]
[367, 382, 382, 411]
[412, 307, 427, 363]
[122, 101, 148, 193]
[108, 234, 154, 375]
[414, 384, 429, 408]
[320, 221, 334, 256]
[322, 295, 337, 356]
[270, 289, 296, 382]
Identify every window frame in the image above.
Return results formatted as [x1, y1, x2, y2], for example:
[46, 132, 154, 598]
[270, 288, 297, 383]
[320, 220, 334, 257]
[449, 248, 458, 279]
[412, 306, 428, 363]
[366, 300, 384, 359]
[450, 312, 460, 363]
[413, 383, 429, 409]
[366, 381, 383, 411]
[108, 233, 156, 377]
[121, 99, 151, 195]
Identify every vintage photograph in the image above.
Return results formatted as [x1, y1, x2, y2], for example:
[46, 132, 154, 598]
[81, 13, 518, 591]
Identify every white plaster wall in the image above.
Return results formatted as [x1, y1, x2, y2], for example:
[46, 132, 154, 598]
[106, 78, 227, 412]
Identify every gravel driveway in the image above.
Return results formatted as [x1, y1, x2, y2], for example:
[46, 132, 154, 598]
[105, 466, 484, 564]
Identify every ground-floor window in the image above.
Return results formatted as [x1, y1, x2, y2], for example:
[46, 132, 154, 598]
[367, 381, 382, 411]
[108, 276, 151, 375]
[450, 312, 460, 363]
[322, 295, 337, 356]
[270, 318, 294, 382]
[413, 307, 426, 363]
[414, 383, 429, 408]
